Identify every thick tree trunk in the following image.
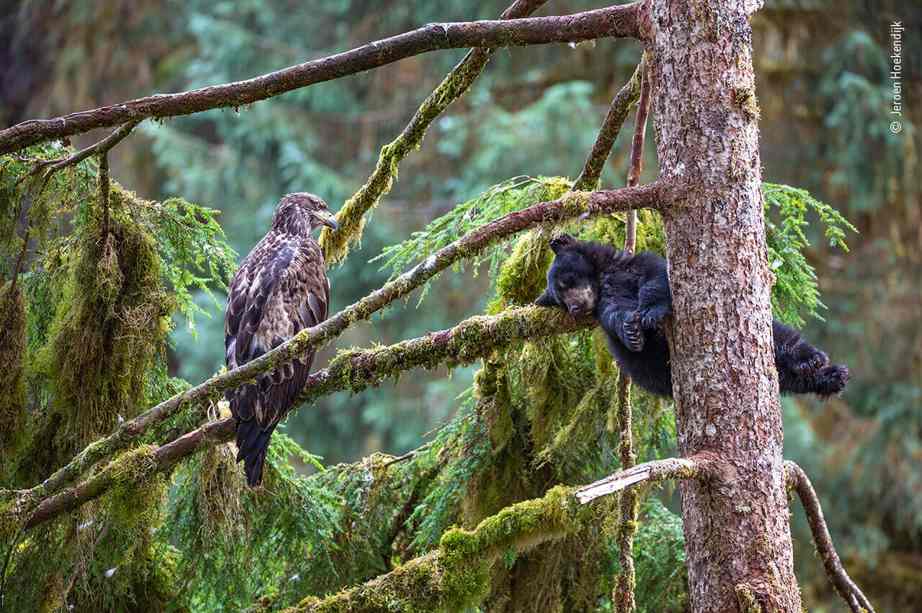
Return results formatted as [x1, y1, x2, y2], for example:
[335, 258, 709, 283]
[646, 0, 802, 611]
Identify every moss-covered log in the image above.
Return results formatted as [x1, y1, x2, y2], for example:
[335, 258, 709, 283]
[320, 0, 549, 264]
[9, 179, 672, 514]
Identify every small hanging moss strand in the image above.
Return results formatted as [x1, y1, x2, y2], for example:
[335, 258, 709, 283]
[0, 282, 28, 473]
[320, 0, 551, 265]
[286, 486, 586, 613]
[572, 61, 643, 192]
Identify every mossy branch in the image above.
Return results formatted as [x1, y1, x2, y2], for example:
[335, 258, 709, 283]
[282, 456, 703, 612]
[14, 306, 594, 530]
[320, 0, 550, 264]
[784, 461, 876, 613]
[0, 3, 644, 155]
[7, 180, 673, 515]
[284, 486, 588, 613]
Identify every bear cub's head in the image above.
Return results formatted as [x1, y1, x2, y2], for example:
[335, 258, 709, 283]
[535, 234, 598, 317]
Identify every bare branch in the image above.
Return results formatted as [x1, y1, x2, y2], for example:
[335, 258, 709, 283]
[575, 456, 703, 504]
[6, 180, 675, 514]
[613, 376, 638, 613]
[622, 52, 651, 254]
[320, 0, 551, 264]
[28, 121, 140, 182]
[784, 461, 876, 613]
[0, 4, 643, 155]
[572, 62, 642, 191]
[611, 55, 650, 613]
[18, 305, 594, 529]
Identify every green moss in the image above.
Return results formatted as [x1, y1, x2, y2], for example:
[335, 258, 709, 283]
[0, 282, 28, 474]
[33, 185, 171, 462]
[442, 486, 583, 563]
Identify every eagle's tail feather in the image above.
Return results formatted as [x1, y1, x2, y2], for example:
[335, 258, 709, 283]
[235, 419, 276, 487]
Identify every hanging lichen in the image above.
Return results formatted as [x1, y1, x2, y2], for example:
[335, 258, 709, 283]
[0, 282, 28, 473]
[33, 184, 172, 459]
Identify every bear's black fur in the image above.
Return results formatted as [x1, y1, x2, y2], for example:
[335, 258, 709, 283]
[535, 234, 849, 399]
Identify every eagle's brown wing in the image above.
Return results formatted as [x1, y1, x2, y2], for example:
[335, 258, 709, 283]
[224, 234, 329, 485]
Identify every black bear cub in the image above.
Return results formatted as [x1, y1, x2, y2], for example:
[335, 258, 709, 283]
[535, 234, 849, 399]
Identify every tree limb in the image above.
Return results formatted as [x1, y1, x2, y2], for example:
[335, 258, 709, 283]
[784, 461, 876, 613]
[18, 305, 595, 529]
[320, 0, 551, 264]
[23, 120, 140, 187]
[5, 179, 675, 513]
[613, 54, 650, 613]
[283, 455, 706, 612]
[0, 4, 643, 155]
[572, 62, 642, 191]
[574, 456, 704, 504]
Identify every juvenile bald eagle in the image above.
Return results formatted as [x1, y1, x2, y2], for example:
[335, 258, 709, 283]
[224, 192, 337, 486]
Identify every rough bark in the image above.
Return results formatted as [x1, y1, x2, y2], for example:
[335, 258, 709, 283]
[647, 0, 802, 610]
[0, 3, 642, 155]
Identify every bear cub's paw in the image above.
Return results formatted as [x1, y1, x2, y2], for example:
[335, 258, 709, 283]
[640, 307, 669, 331]
[623, 311, 645, 352]
[815, 364, 849, 397]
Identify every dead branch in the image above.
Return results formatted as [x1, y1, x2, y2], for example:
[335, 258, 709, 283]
[24, 121, 140, 186]
[19, 305, 594, 529]
[0, 4, 643, 155]
[612, 54, 650, 613]
[784, 461, 876, 613]
[572, 62, 642, 191]
[6, 179, 674, 514]
[622, 52, 650, 253]
[320, 0, 550, 264]
[575, 456, 703, 504]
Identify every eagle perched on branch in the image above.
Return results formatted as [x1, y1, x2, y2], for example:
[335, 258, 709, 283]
[224, 192, 337, 486]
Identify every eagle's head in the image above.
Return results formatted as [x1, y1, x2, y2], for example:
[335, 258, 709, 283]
[271, 192, 339, 235]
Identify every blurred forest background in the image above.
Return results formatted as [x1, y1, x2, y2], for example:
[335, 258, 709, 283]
[1, 0, 919, 609]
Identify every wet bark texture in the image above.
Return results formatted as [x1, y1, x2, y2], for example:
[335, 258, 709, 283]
[647, 0, 802, 611]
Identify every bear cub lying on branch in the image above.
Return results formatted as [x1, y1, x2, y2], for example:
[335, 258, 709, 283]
[535, 234, 849, 398]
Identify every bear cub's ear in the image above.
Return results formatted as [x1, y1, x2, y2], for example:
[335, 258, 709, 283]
[549, 233, 577, 254]
[534, 289, 558, 307]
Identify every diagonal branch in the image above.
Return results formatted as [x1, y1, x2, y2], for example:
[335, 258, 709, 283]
[784, 461, 876, 613]
[572, 61, 643, 191]
[284, 456, 708, 612]
[21, 120, 140, 188]
[575, 456, 705, 504]
[19, 305, 595, 529]
[5, 179, 676, 514]
[320, 0, 550, 264]
[612, 52, 650, 613]
[0, 3, 644, 155]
